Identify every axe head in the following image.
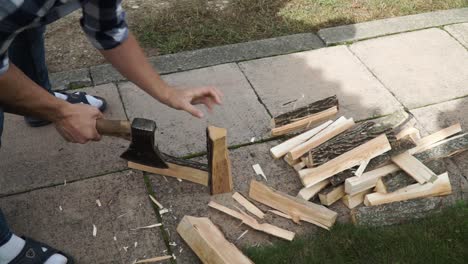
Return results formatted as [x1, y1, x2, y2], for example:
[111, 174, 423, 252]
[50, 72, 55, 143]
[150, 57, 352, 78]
[120, 118, 169, 169]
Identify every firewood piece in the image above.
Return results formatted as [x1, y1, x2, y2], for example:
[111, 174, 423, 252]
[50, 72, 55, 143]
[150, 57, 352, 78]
[248, 180, 337, 229]
[283, 155, 300, 166]
[373, 179, 387, 193]
[297, 180, 330, 201]
[318, 185, 345, 206]
[271, 106, 338, 136]
[208, 201, 295, 241]
[270, 121, 333, 159]
[354, 159, 370, 177]
[293, 161, 306, 172]
[177, 216, 254, 263]
[207, 126, 233, 194]
[345, 164, 400, 195]
[409, 123, 462, 154]
[351, 197, 444, 226]
[396, 127, 421, 142]
[273, 95, 338, 127]
[288, 117, 355, 160]
[268, 210, 293, 220]
[128, 161, 208, 186]
[232, 192, 265, 219]
[391, 152, 438, 184]
[414, 133, 468, 161]
[364, 173, 451, 206]
[342, 189, 372, 209]
[300, 134, 392, 188]
[135, 255, 173, 263]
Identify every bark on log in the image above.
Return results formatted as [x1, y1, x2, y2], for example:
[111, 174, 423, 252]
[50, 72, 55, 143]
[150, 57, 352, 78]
[273, 95, 338, 127]
[351, 197, 444, 226]
[161, 153, 208, 171]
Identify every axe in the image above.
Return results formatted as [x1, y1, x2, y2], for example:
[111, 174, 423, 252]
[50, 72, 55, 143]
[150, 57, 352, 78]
[96, 118, 209, 185]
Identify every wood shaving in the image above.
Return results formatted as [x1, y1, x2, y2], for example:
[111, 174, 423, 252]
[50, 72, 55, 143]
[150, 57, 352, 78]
[96, 199, 102, 207]
[92, 224, 97, 237]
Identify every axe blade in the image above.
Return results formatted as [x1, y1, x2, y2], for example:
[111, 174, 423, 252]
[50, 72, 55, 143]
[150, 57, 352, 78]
[120, 118, 168, 169]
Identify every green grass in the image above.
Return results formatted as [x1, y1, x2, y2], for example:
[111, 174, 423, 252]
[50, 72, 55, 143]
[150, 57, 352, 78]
[244, 201, 468, 264]
[132, 0, 468, 54]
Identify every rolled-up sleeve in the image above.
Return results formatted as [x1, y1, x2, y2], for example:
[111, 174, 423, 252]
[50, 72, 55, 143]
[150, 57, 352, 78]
[80, 0, 129, 50]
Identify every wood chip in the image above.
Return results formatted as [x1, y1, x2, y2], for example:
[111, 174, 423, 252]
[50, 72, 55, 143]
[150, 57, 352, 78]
[134, 255, 172, 263]
[131, 223, 162, 230]
[96, 199, 102, 207]
[149, 195, 164, 209]
[92, 224, 97, 237]
[236, 230, 249, 241]
[252, 164, 267, 181]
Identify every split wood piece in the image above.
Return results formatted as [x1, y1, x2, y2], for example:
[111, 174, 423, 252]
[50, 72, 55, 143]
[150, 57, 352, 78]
[373, 179, 387, 193]
[299, 134, 392, 188]
[391, 152, 437, 184]
[208, 201, 295, 241]
[354, 159, 370, 177]
[345, 164, 400, 195]
[364, 172, 451, 206]
[232, 192, 265, 219]
[297, 179, 330, 201]
[271, 106, 338, 136]
[396, 127, 421, 142]
[342, 189, 372, 209]
[248, 180, 337, 229]
[414, 133, 468, 162]
[128, 161, 209, 186]
[351, 197, 444, 226]
[177, 216, 254, 264]
[293, 161, 306, 172]
[207, 126, 233, 194]
[135, 255, 173, 263]
[268, 210, 293, 220]
[283, 155, 300, 166]
[270, 120, 333, 159]
[409, 123, 462, 154]
[272, 95, 338, 127]
[318, 185, 345, 206]
[288, 116, 355, 160]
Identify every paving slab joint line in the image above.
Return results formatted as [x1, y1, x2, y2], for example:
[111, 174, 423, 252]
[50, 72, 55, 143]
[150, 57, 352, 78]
[345, 46, 408, 111]
[441, 26, 468, 52]
[407, 94, 468, 111]
[143, 173, 177, 264]
[115, 82, 131, 121]
[0, 168, 132, 199]
[236, 63, 273, 118]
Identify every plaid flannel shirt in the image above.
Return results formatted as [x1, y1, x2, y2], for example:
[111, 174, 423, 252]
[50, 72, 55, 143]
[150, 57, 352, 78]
[0, 0, 129, 76]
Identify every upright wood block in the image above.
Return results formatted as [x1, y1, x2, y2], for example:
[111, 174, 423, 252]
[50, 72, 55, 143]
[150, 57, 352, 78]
[207, 126, 233, 195]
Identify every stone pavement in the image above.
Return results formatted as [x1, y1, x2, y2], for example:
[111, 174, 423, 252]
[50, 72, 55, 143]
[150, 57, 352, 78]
[1, 9, 467, 264]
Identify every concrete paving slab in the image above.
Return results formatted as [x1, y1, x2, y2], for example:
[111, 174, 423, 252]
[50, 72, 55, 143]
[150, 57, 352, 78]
[318, 8, 468, 45]
[50, 68, 92, 91]
[90, 33, 324, 85]
[350, 28, 468, 109]
[0, 84, 128, 196]
[410, 97, 468, 201]
[238, 46, 403, 121]
[445, 23, 468, 49]
[0, 170, 168, 264]
[119, 63, 271, 156]
[145, 141, 351, 263]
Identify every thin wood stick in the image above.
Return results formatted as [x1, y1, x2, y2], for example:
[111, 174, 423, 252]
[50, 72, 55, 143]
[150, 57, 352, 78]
[270, 120, 333, 158]
[354, 159, 370, 177]
[297, 179, 330, 201]
[409, 123, 461, 154]
[134, 255, 173, 263]
[208, 201, 295, 241]
[232, 192, 265, 219]
[287, 117, 355, 160]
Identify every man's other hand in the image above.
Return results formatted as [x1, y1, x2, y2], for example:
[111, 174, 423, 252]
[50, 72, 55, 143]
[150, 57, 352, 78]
[54, 104, 103, 144]
[164, 86, 223, 118]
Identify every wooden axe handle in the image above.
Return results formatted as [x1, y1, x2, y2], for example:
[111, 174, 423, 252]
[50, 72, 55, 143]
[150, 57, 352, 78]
[96, 119, 131, 140]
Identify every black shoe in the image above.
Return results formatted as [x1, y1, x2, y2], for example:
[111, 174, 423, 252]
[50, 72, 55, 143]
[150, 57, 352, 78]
[25, 91, 107, 127]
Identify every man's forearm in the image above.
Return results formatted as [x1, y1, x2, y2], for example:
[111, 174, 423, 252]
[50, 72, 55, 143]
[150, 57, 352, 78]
[0, 64, 68, 121]
[99, 33, 171, 103]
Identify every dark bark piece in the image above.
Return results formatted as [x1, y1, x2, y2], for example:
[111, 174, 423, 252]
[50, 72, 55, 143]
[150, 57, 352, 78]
[351, 197, 444, 226]
[414, 133, 468, 161]
[381, 159, 447, 192]
[160, 153, 208, 171]
[273, 95, 338, 127]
